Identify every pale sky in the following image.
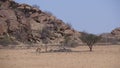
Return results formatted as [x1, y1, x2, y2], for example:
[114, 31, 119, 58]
[15, 0, 120, 34]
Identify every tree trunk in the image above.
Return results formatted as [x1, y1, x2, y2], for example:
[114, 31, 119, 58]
[89, 45, 93, 52]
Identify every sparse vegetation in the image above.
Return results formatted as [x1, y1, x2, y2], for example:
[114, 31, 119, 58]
[40, 26, 51, 52]
[32, 4, 40, 9]
[0, 1, 120, 68]
[60, 35, 71, 49]
[0, 45, 119, 68]
[80, 32, 101, 51]
[0, 34, 18, 46]
[60, 35, 78, 51]
[66, 23, 72, 29]
[0, 0, 119, 51]
[44, 11, 53, 16]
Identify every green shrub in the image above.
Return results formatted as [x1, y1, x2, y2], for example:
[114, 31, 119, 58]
[60, 35, 78, 49]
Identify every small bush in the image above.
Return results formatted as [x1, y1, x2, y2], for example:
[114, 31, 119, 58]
[60, 35, 79, 49]
[40, 26, 52, 52]
[100, 37, 118, 44]
[40, 26, 51, 39]
[0, 35, 18, 46]
[67, 40, 79, 48]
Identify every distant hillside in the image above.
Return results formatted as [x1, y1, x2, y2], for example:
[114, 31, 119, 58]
[100, 27, 120, 44]
[111, 27, 120, 39]
[0, 0, 81, 46]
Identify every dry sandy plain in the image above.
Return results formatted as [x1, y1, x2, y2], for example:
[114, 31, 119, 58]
[0, 45, 120, 68]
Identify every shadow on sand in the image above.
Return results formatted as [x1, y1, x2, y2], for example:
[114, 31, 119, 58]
[35, 50, 91, 54]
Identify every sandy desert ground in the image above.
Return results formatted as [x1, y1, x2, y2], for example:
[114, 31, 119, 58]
[0, 45, 120, 68]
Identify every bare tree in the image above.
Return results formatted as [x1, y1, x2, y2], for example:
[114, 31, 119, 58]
[80, 32, 101, 51]
[40, 26, 51, 52]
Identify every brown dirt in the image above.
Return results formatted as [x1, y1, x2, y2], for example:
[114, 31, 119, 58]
[0, 45, 120, 68]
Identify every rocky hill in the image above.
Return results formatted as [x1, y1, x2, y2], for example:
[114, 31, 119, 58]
[0, 0, 81, 46]
[111, 27, 120, 39]
[100, 27, 120, 44]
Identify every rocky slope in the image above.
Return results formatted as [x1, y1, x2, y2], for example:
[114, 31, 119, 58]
[0, 0, 81, 46]
[100, 27, 120, 44]
[111, 27, 120, 39]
